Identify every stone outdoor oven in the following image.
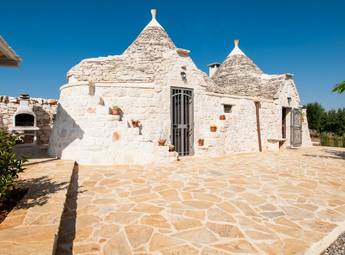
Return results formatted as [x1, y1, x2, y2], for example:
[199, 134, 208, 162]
[10, 94, 39, 144]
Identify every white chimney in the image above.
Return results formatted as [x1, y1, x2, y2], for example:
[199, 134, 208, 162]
[18, 94, 31, 112]
[208, 63, 221, 77]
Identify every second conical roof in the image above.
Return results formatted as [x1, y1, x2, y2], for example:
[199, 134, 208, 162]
[210, 40, 284, 99]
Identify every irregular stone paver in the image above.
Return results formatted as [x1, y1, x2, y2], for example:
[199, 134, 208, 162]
[0, 158, 75, 255]
[56, 147, 345, 254]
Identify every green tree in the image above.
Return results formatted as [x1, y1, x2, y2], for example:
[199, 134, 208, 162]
[0, 129, 26, 198]
[306, 102, 325, 131]
[335, 108, 345, 135]
[332, 81, 345, 94]
[320, 108, 345, 135]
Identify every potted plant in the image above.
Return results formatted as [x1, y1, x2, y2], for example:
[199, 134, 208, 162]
[110, 106, 123, 120]
[110, 106, 123, 115]
[158, 138, 167, 146]
[198, 138, 204, 146]
[131, 120, 140, 128]
[158, 128, 169, 146]
[168, 144, 175, 152]
[210, 125, 217, 132]
[219, 115, 226, 120]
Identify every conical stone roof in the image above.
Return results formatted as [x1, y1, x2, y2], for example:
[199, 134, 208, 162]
[210, 40, 285, 99]
[124, 9, 176, 55]
[68, 9, 176, 83]
[221, 40, 263, 76]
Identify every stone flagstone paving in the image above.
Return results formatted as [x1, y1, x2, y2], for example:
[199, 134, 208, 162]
[56, 147, 345, 254]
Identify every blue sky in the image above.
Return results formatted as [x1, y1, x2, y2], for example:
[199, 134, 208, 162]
[0, 0, 344, 109]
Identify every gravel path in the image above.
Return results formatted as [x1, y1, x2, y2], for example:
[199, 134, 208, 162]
[323, 232, 345, 255]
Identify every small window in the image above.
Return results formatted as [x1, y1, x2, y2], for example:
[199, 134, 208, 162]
[223, 104, 232, 113]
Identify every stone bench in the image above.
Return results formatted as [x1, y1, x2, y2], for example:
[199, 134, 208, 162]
[267, 138, 287, 150]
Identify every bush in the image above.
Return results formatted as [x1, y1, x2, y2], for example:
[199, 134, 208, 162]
[320, 133, 345, 148]
[0, 129, 26, 199]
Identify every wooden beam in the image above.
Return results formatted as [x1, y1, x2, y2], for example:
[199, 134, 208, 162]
[0, 36, 21, 67]
[0, 59, 20, 66]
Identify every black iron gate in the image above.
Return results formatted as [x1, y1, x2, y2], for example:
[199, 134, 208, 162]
[171, 87, 193, 156]
[291, 108, 302, 147]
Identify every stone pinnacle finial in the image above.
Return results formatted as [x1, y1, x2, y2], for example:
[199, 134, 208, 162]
[145, 8, 162, 28]
[228, 39, 245, 57]
[151, 9, 157, 19]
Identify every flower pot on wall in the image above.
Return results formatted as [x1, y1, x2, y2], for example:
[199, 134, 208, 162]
[158, 139, 166, 146]
[219, 115, 226, 120]
[131, 120, 140, 128]
[210, 126, 217, 132]
[111, 109, 120, 115]
[110, 106, 123, 116]
[113, 115, 121, 121]
[198, 139, 204, 146]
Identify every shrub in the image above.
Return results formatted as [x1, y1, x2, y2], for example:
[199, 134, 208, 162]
[320, 132, 345, 148]
[0, 129, 26, 199]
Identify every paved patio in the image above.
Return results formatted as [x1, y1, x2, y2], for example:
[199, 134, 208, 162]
[56, 146, 345, 255]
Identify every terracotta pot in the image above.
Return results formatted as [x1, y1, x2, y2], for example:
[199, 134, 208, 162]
[131, 120, 140, 128]
[113, 115, 121, 121]
[198, 139, 204, 146]
[219, 115, 226, 120]
[158, 139, 166, 146]
[111, 108, 121, 115]
[210, 126, 217, 132]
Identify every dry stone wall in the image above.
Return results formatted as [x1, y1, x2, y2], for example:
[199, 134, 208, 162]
[0, 95, 57, 145]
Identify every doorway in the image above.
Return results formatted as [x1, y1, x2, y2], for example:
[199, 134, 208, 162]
[282, 107, 289, 139]
[171, 87, 194, 156]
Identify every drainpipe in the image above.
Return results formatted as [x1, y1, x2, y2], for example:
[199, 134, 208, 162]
[254, 99, 262, 152]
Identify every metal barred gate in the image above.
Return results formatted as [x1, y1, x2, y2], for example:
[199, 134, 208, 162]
[171, 87, 194, 156]
[291, 108, 302, 147]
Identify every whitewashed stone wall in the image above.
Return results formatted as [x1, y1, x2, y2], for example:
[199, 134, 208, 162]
[0, 95, 57, 144]
[302, 109, 312, 147]
[49, 51, 211, 164]
[49, 83, 166, 164]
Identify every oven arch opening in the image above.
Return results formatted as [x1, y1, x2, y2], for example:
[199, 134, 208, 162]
[15, 113, 35, 127]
